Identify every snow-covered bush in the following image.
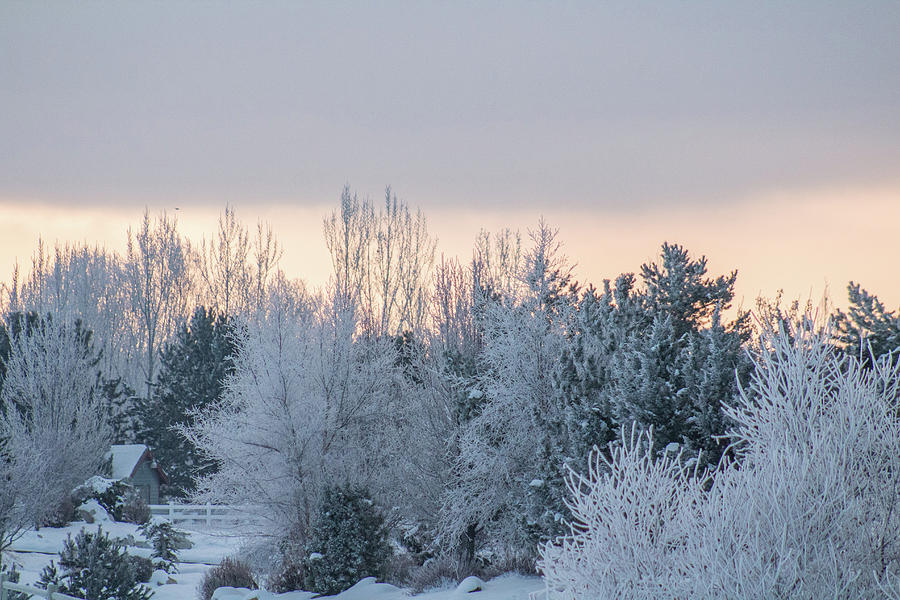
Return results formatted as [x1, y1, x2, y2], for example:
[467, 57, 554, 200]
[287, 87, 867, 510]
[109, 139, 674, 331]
[267, 552, 306, 594]
[38, 526, 152, 600]
[539, 426, 703, 599]
[303, 485, 392, 595]
[198, 557, 257, 600]
[540, 321, 900, 599]
[74, 476, 149, 524]
[40, 495, 77, 528]
[128, 555, 154, 584]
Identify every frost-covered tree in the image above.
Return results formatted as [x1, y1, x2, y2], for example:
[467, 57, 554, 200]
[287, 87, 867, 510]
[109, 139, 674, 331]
[194, 206, 283, 317]
[136, 306, 235, 497]
[323, 186, 436, 337]
[541, 320, 900, 600]
[0, 314, 110, 553]
[3, 241, 138, 394]
[124, 209, 193, 400]
[183, 287, 398, 551]
[442, 220, 576, 564]
[195, 205, 251, 317]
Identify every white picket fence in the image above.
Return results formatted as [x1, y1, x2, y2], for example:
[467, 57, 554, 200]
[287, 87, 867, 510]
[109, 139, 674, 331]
[0, 576, 84, 600]
[148, 504, 257, 529]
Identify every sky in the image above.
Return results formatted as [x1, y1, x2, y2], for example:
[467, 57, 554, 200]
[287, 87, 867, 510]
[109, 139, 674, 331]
[1, 2, 898, 311]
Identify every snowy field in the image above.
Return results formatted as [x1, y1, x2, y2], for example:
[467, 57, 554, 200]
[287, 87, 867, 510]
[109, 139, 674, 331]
[4, 518, 542, 600]
[6, 518, 240, 599]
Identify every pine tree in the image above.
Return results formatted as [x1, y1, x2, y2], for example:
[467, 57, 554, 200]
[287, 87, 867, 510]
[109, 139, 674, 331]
[614, 243, 750, 465]
[611, 313, 685, 449]
[541, 242, 749, 535]
[640, 242, 738, 338]
[303, 485, 392, 595]
[136, 306, 235, 498]
[678, 305, 751, 465]
[835, 282, 900, 365]
[39, 526, 151, 600]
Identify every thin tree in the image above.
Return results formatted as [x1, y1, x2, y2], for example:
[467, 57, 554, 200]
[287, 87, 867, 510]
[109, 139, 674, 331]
[124, 209, 193, 400]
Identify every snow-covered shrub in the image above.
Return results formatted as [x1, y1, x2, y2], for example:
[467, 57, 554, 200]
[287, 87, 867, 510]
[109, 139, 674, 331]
[139, 518, 188, 573]
[38, 526, 152, 600]
[119, 492, 151, 524]
[539, 426, 703, 600]
[407, 556, 467, 594]
[40, 495, 76, 528]
[266, 552, 305, 593]
[74, 477, 149, 524]
[540, 321, 900, 599]
[684, 322, 900, 599]
[128, 555, 154, 584]
[75, 498, 113, 523]
[303, 485, 392, 595]
[198, 557, 257, 600]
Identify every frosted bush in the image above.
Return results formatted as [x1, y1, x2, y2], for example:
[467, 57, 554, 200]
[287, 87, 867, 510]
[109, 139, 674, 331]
[540, 426, 704, 600]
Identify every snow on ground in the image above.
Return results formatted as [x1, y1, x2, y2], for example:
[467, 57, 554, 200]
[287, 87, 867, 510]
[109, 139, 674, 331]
[5, 520, 543, 600]
[5, 518, 243, 597]
[211, 574, 544, 600]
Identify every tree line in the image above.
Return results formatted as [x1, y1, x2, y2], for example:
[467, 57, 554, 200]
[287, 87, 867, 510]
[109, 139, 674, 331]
[1, 187, 897, 590]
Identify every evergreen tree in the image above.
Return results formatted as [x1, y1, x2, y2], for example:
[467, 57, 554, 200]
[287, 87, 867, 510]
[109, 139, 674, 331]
[835, 282, 900, 365]
[640, 242, 739, 338]
[136, 306, 235, 498]
[303, 485, 392, 595]
[98, 375, 137, 444]
[615, 243, 750, 465]
[611, 313, 684, 447]
[678, 305, 751, 464]
[542, 243, 750, 534]
[39, 526, 151, 600]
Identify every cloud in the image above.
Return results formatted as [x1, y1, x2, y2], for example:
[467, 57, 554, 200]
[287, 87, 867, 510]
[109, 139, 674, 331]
[1, 3, 898, 210]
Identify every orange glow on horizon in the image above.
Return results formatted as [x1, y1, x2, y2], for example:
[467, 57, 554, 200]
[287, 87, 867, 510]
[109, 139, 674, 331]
[0, 184, 898, 315]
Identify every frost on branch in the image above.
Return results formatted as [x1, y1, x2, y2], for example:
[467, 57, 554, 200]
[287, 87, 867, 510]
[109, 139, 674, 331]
[539, 426, 703, 600]
[0, 314, 111, 552]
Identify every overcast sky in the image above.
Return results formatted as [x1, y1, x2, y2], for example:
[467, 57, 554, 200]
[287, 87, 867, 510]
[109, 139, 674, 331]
[1, 2, 898, 308]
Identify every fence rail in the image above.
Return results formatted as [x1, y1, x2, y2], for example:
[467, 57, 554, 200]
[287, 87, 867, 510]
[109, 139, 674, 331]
[148, 504, 257, 529]
[0, 575, 85, 600]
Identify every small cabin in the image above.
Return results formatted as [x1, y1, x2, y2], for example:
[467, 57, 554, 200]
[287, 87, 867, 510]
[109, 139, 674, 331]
[107, 444, 169, 505]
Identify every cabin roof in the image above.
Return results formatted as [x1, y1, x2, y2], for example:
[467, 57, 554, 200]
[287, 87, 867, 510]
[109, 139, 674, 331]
[107, 444, 169, 484]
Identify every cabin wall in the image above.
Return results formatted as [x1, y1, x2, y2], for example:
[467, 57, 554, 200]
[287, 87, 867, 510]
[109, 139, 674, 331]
[130, 459, 161, 504]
